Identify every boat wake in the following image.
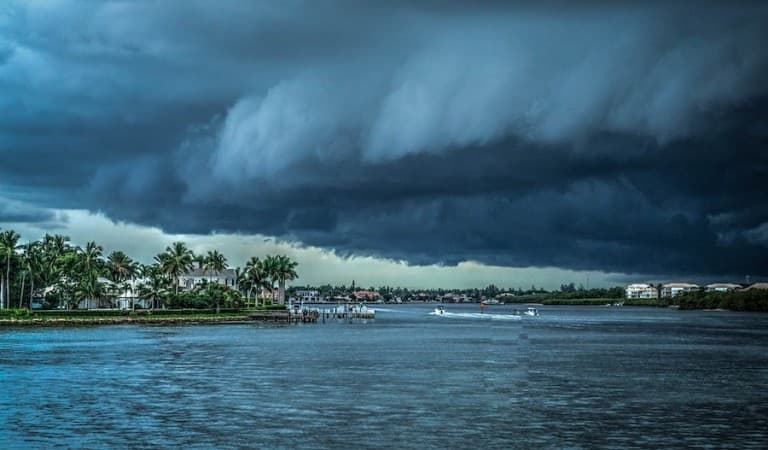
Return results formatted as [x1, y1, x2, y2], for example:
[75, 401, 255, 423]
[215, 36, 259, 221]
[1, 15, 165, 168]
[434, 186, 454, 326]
[429, 311, 522, 321]
[371, 308, 403, 313]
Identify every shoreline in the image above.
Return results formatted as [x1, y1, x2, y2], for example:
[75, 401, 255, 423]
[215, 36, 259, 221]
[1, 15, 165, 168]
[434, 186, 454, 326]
[0, 315, 256, 327]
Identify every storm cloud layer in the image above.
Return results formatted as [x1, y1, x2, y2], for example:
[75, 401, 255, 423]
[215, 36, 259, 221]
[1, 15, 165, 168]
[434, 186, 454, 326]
[1, 1, 767, 279]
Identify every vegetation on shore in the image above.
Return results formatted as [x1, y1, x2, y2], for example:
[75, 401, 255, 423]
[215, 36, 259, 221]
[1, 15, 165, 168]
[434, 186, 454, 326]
[0, 305, 290, 325]
[0, 228, 298, 311]
[674, 289, 768, 312]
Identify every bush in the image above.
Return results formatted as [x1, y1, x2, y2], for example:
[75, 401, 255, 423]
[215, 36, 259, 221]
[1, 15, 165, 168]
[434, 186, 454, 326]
[675, 289, 768, 311]
[0, 308, 32, 319]
[264, 304, 287, 310]
[35, 310, 129, 318]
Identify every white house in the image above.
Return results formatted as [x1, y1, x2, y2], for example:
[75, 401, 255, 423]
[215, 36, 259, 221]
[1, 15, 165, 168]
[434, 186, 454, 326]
[625, 283, 658, 299]
[441, 292, 469, 303]
[294, 290, 320, 302]
[661, 283, 699, 298]
[705, 283, 742, 292]
[178, 268, 237, 291]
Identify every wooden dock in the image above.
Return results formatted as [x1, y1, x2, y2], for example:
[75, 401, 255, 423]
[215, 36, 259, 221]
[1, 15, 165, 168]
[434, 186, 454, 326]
[247, 310, 319, 324]
[248, 306, 375, 324]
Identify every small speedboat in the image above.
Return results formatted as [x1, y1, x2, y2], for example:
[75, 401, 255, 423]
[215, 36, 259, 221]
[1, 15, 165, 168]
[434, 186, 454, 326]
[434, 306, 446, 316]
[523, 307, 539, 316]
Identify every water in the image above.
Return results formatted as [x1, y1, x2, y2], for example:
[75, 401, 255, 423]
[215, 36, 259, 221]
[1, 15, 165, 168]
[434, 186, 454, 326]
[1, 304, 767, 449]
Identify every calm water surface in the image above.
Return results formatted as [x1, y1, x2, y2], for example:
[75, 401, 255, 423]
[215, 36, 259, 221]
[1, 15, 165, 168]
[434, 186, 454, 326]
[1, 305, 767, 449]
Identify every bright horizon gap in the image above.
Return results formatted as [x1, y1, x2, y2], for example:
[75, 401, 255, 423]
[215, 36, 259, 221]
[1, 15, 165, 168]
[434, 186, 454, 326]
[1, 209, 630, 290]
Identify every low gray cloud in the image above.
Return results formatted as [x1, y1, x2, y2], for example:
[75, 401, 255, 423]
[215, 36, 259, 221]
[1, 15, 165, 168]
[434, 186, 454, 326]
[0, 197, 64, 226]
[1, 1, 767, 279]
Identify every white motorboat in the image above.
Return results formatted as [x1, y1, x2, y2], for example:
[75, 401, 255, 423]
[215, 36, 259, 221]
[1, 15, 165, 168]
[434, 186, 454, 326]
[523, 307, 539, 316]
[434, 306, 446, 316]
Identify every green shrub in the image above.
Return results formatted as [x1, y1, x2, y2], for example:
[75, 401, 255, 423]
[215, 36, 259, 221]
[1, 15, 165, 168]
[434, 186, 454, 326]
[0, 308, 32, 319]
[675, 289, 768, 311]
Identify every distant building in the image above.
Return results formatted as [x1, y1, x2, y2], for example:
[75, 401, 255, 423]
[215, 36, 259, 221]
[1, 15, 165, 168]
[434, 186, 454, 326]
[706, 283, 742, 292]
[260, 288, 279, 300]
[661, 283, 699, 298]
[625, 283, 658, 299]
[744, 283, 768, 291]
[354, 290, 379, 301]
[441, 292, 468, 303]
[112, 278, 147, 310]
[294, 290, 320, 302]
[178, 268, 237, 291]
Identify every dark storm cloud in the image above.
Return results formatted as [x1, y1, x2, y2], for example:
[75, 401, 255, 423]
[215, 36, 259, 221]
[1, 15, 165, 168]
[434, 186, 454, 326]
[1, 1, 767, 278]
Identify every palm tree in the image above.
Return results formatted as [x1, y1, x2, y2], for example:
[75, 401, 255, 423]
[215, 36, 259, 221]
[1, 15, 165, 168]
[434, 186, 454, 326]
[22, 241, 42, 309]
[235, 266, 245, 297]
[244, 256, 270, 307]
[76, 241, 104, 309]
[203, 250, 228, 313]
[106, 251, 138, 308]
[203, 250, 227, 282]
[273, 255, 298, 305]
[156, 242, 194, 299]
[107, 251, 138, 284]
[262, 255, 279, 304]
[39, 234, 71, 308]
[138, 271, 168, 310]
[0, 229, 21, 309]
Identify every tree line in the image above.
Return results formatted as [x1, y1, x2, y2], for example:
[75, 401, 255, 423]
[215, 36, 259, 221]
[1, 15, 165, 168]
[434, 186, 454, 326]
[674, 289, 768, 312]
[0, 229, 297, 310]
[288, 283, 625, 302]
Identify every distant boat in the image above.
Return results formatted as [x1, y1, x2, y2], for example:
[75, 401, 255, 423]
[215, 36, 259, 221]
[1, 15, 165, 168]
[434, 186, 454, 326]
[434, 306, 446, 316]
[523, 307, 539, 316]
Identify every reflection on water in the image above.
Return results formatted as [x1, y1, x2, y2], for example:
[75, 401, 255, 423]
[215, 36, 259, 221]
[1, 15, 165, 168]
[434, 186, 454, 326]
[1, 305, 767, 448]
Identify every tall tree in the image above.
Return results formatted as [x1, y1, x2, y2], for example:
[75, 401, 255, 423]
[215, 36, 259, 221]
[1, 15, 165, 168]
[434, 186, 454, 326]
[76, 241, 104, 309]
[22, 241, 42, 308]
[0, 229, 21, 309]
[138, 267, 168, 310]
[39, 234, 71, 307]
[106, 250, 138, 308]
[262, 255, 278, 304]
[244, 256, 270, 307]
[273, 255, 298, 305]
[203, 250, 228, 283]
[157, 241, 194, 299]
[106, 251, 137, 284]
[203, 250, 228, 312]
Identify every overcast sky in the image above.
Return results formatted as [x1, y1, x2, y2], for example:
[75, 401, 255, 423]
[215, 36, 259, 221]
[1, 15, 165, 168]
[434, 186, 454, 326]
[1, 1, 767, 288]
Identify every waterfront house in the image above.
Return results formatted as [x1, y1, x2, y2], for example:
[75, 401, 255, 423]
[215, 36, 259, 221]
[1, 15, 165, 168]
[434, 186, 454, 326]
[441, 292, 468, 303]
[294, 290, 320, 302]
[625, 283, 658, 299]
[260, 288, 280, 301]
[661, 283, 699, 298]
[354, 290, 379, 301]
[706, 283, 742, 292]
[178, 268, 237, 291]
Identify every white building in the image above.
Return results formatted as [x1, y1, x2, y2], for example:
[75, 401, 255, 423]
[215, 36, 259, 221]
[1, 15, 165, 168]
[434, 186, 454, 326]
[294, 290, 320, 302]
[441, 292, 469, 303]
[661, 283, 699, 298]
[705, 283, 742, 292]
[625, 283, 658, 299]
[178, 268, 237, 291]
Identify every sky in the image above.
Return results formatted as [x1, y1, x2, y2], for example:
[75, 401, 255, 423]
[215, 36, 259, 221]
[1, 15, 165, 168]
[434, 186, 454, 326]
[1, 1, 767, 289]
